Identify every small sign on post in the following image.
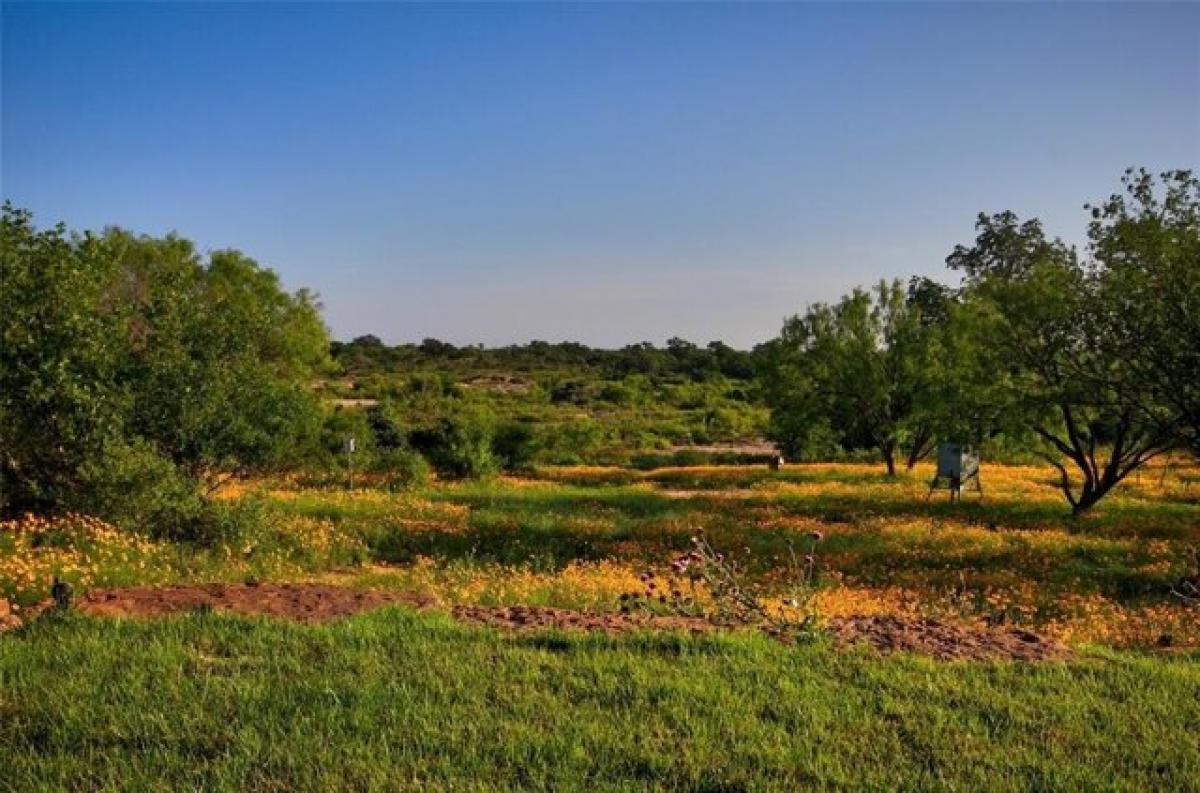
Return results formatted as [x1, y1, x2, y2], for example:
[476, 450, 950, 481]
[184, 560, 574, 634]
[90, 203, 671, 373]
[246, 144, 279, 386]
[344, 437, 356, 490]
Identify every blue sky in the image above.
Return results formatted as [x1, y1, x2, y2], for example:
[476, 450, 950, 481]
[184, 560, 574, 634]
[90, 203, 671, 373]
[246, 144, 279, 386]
[3, 2, 1198, 347]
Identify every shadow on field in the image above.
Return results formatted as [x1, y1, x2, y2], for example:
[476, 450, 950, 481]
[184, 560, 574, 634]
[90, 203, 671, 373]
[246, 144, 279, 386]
[760, 490, 1200, 541]
[348, 486, 1192, 602]
[367, 492, 700, 570]
[432, 487, 692, 519]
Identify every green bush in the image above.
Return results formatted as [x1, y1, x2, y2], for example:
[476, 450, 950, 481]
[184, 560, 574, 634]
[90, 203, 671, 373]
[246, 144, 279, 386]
[411, 410, 499, 480]
[0, 205, 330, 530]
[493, 421, 538, 473]
[533, 420, 609, 465]
[318, 408, 374, 468]
[597, 382, 634, 405]
[370, 447, 430, 488]
[74, 440, 207, 540]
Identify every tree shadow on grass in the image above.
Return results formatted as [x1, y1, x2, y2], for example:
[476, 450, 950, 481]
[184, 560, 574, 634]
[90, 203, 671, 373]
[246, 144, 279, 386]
[357, 490, 1187, 604]
[431, 487, 694, 520]
[758, 491, 1200, 541]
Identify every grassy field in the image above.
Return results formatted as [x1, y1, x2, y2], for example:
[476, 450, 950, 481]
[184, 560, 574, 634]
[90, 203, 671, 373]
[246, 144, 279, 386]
[2, 611, 1197, 790]
[3, 460, 1200, 788]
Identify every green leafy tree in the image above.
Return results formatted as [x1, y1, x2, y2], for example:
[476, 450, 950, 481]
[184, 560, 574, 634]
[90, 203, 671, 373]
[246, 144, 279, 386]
[952, 197, 1178, 514]
[1086, 168, 1200, 459]
[762, 280, 940, 474]
[906, 276, 1029, 455]
[104, 231, 330, 486]
[1, 205, 128, 513]
[0, 204, 331, 530]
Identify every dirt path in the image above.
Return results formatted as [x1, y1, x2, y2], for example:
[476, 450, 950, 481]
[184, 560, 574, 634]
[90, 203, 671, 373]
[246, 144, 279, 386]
[4, 583, 1070, 661]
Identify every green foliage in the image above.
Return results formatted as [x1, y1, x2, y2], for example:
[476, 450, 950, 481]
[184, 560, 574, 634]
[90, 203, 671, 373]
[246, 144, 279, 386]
[761, 280, 942, 474]
[105, 235, 330, 479]
[1087, 168, 1200, 459]
[318, 408, 373, 465]
[371, 447, 431, 488]
[412, 409, 500, 480]
[951, 181, 1182, 513]
[332, 335, 760, 384]
[0, 204, 331, 528]
[597, 380, 635, 405]
[74, 440, 206, 539]
[533, 419, 611, 465]
[313, 406, 429, 487]
[492, 421, 538, 473]
[0, 206, 128, 514]
[759, 167, 1196, 510]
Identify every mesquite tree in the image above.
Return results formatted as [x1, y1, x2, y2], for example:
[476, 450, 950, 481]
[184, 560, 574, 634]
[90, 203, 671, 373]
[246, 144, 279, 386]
[952, 202, 1180, 514]
[1088, 169, 1200, 461]
[762, 280, 941, 475]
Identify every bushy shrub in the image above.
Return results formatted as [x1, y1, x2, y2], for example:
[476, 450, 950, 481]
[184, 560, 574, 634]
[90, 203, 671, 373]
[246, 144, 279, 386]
[549, 380, 591, 405]
[0, 205, 330, 531]
[534, 420, 610, 465]
[74, 440, 207, 540]
[493, 421, 538, 473]
[318, 408, 373, 467]
[598, 381, 634, 405]
[370, 447, 430, 488]
[187, 497, 274, 549]
[366, 405, 407, 451]
[411, 409, 499, 479]
[72, 440, 271, 546]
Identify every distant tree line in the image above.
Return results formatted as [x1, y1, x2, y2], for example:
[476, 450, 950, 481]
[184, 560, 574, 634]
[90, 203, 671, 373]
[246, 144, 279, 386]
[761, 169, 1199, 514]
[332, 336, 761, 382]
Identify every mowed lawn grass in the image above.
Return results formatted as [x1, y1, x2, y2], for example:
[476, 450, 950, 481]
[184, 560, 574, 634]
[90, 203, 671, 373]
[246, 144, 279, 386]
[2, 610, 1198, 791]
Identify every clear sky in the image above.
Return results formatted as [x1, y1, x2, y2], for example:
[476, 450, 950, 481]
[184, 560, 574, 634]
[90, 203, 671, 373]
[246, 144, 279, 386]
[3, 2, 1198, 348]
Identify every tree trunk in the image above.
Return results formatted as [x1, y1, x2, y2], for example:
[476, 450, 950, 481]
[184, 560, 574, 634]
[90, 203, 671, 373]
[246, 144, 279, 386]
[1070, 471, 1122, 516]
[906, 428, 933, 470]
[882, 444, 897, 476]
[1036, 406, 1166, 515]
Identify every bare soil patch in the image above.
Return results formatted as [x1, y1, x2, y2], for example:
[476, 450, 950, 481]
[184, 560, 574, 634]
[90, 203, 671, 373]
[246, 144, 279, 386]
[452, 604, 716, 636]
[73, 583, 433, 622]
[828, 614, 1070, 662]
[328, 397, 380, 409]
[452, 605, 1070, 661]
[460, 374, 532, 394]
[0, 598, 21, 633]
[6, 583, 1069, 660]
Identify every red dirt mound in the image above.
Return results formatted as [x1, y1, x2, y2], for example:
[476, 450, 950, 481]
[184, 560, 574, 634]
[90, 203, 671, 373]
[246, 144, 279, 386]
[73, 583, 433, 622]
[827, 614, 1070, 661]
[452, 604, 716, 635]
[452, 605, 1070, 661]
[5, 583, 1069, 661]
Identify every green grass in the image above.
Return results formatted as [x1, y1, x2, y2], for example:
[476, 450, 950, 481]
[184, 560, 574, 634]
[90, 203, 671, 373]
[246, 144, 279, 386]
[6, 463, 1200, 788]
[259, 471, 1198, 607]
[2, 610, 1198, 791]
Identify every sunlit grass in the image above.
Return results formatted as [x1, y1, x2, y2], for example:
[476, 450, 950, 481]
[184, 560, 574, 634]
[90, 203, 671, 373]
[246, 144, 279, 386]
[5, 460, 1199, 647]
[2, 610, 1198, 790]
